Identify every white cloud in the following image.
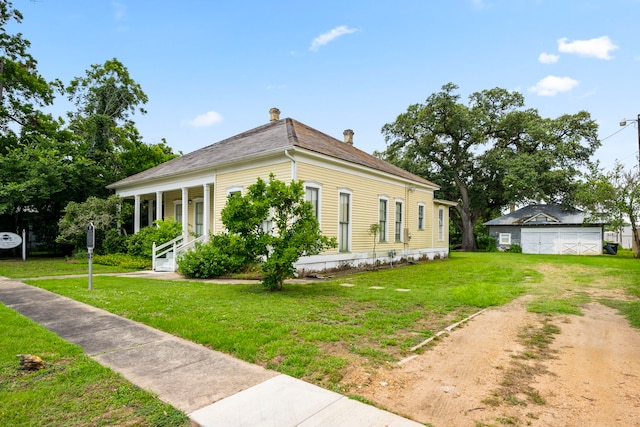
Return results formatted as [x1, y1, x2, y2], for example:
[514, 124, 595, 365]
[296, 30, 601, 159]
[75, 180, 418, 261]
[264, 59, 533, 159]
[310, 26, 358, 51]
[557, 36, 618, 60]
[529, 75, 579, 96]
[538, 52, 559, 64]
[183, 111, 223, 128]
[111, 1, 127, 21]
[266, 84, 287, 90]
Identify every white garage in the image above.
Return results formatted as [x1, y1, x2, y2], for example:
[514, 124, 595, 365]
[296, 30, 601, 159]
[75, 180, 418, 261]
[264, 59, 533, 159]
[485, 204, 605, 255]
[521, 228, 602, 255]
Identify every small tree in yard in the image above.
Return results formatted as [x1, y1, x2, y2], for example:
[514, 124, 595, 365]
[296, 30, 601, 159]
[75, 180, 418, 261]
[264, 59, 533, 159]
[578, 162, 640, 257]
[56, 195, 127, 251]
[221, 174, 336, 291]
[368, 223, 380, 266]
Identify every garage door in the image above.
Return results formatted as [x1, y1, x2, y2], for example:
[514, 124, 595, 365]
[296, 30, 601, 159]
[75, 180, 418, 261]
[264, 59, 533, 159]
[521, 228, 602, 255]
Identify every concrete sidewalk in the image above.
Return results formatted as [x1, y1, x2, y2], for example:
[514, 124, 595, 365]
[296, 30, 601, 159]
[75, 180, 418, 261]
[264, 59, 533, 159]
[0, 277, 423, 427]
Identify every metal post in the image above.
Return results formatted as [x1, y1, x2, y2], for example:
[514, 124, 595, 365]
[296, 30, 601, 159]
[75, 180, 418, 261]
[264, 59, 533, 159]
[21, 229, 26, 261]
[88, 249, 93, 291]
[637, 113, 640, 171]
[87, 222, 95, 290]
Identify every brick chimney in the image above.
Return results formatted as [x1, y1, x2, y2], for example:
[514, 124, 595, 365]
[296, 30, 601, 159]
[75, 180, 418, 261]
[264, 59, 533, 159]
[269, 107, 281, 122]
[343, 129, 354, 145]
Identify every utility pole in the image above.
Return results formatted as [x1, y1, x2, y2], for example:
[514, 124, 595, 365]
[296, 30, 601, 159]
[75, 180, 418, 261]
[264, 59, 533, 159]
[619, 114, 640, 170]
[636, 113, 640, 171]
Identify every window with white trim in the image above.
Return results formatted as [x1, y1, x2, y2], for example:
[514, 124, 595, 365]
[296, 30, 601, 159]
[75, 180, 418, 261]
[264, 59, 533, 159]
[438, 206, 445, 241]
[174, 201, 182, 223]
[338, 191, 351, 252]
[394, 200, 403, 242]
[499, 233, 511, 245]
[227, 186, 242, 198]
[262, 209, 273, 235]
[305, 184, 320, 220]
[378, 197, 388, 242]
[417, 203, 425, 230]
[194, 198, 204, 236]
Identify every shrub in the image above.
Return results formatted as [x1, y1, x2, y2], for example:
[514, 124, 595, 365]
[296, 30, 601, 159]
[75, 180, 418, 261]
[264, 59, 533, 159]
[92, 253, 151, 270]
[127, 218, 182, 258]
[102, 229, 130, 254]
[177, 233, 254, 279]
[507, 244, 523, 253]
[477, 234, 498, 252]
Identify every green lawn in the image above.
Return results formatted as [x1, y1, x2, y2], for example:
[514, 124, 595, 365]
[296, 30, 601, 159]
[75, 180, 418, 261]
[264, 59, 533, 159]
[11, 251, 640, 387]
[2, 251, 639, 426]
[0, 257, 141, 278]
[0, 304, 190, 427]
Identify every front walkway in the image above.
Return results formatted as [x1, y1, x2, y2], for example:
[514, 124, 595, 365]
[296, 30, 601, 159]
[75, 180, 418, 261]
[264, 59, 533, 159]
[0, 276, 423, 427]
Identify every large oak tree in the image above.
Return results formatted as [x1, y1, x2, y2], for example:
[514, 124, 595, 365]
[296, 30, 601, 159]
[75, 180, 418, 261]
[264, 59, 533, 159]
[379, 83, 600, 251]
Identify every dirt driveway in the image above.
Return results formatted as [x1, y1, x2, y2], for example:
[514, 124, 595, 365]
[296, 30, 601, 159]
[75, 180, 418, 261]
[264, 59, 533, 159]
[342, 290, 640, 426]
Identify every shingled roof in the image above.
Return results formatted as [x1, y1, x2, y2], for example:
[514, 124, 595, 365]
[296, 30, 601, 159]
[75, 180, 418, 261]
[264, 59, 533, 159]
[108, 117, 438, 189]
[484, 204, 594, 226]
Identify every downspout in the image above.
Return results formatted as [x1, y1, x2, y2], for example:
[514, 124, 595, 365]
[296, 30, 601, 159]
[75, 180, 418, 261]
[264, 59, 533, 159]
[284, 149, 297, 181]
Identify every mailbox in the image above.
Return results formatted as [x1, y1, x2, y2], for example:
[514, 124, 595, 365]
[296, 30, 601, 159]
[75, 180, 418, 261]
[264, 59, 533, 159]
[87, 222, 95, 250]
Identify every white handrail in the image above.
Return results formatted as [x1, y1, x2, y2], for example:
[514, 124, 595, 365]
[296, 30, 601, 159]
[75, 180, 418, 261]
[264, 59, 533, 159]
[152, 234, 184, 271]
[152, 233, 207, 272]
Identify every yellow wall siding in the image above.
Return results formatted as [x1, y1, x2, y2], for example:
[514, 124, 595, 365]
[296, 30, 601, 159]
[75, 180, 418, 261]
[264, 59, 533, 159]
[164, 189, 182, 221]
[433, 203, 451, 248]
[408, 190, 435, 249]
[297, 162, 438, 253]
[133, 151, 451, 259]
[213, 161, 292, 231]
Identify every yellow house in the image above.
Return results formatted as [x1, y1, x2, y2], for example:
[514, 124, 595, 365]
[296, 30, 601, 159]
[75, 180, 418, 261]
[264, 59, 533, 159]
[107, 108, 456, 272]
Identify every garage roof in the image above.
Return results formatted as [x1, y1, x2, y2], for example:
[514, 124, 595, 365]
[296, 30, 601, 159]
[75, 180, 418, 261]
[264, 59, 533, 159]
[484, 204, 603, 226]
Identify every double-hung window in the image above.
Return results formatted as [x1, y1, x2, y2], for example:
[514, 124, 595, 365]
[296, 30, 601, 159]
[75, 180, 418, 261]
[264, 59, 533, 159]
[174, 201, 182, 223]
[305, 186, 320, 219]
[395, 201, 403, 242]
[499, 233, 511, 245]
[338, 191, 351, 252]
[378, 198, 388, 242]
[417, 203, 425, 230]
[438, 206, 445, 241]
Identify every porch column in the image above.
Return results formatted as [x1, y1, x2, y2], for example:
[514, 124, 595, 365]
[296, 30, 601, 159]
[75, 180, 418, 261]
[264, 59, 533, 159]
[203, 184, 211, 241]
[134, 194, 141, 233]
[181, 187, 189, 237]
[156, 191, 163, 224]
[147, 200, 153, 226]
[116, 202, 122, 233]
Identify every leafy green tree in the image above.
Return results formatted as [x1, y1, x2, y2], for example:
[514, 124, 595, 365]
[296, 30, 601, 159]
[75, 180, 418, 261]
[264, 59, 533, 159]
[379, 83, 599, 251]
[577, 162, 640, 257]
[0, 2, 176, 251]
[0, 1, 88, 249]
[0, 0, 56, 145]
[64, 58, 151, 192]
[56, 195, 128, 251]
[221, 174, 336, 291]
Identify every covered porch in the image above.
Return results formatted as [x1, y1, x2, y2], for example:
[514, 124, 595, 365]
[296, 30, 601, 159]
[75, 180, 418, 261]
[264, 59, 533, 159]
[114, 178, 217, 271]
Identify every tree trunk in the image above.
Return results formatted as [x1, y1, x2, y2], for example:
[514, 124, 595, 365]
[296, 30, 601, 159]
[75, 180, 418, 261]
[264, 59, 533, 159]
[456, 204, 478, 251]
[629, 215, 640, 258]
[453, 173, 478, 251]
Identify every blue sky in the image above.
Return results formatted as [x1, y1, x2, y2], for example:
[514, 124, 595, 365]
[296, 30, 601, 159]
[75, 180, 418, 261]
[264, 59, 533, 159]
[12, 0, 640, 171]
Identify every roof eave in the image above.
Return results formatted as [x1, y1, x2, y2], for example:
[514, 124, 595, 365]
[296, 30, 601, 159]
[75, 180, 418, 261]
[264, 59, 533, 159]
[108, 145, 296, 190]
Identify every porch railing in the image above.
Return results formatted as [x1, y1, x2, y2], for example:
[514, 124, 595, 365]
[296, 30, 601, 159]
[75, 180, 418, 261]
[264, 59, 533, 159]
[152, 234, 207, 272]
